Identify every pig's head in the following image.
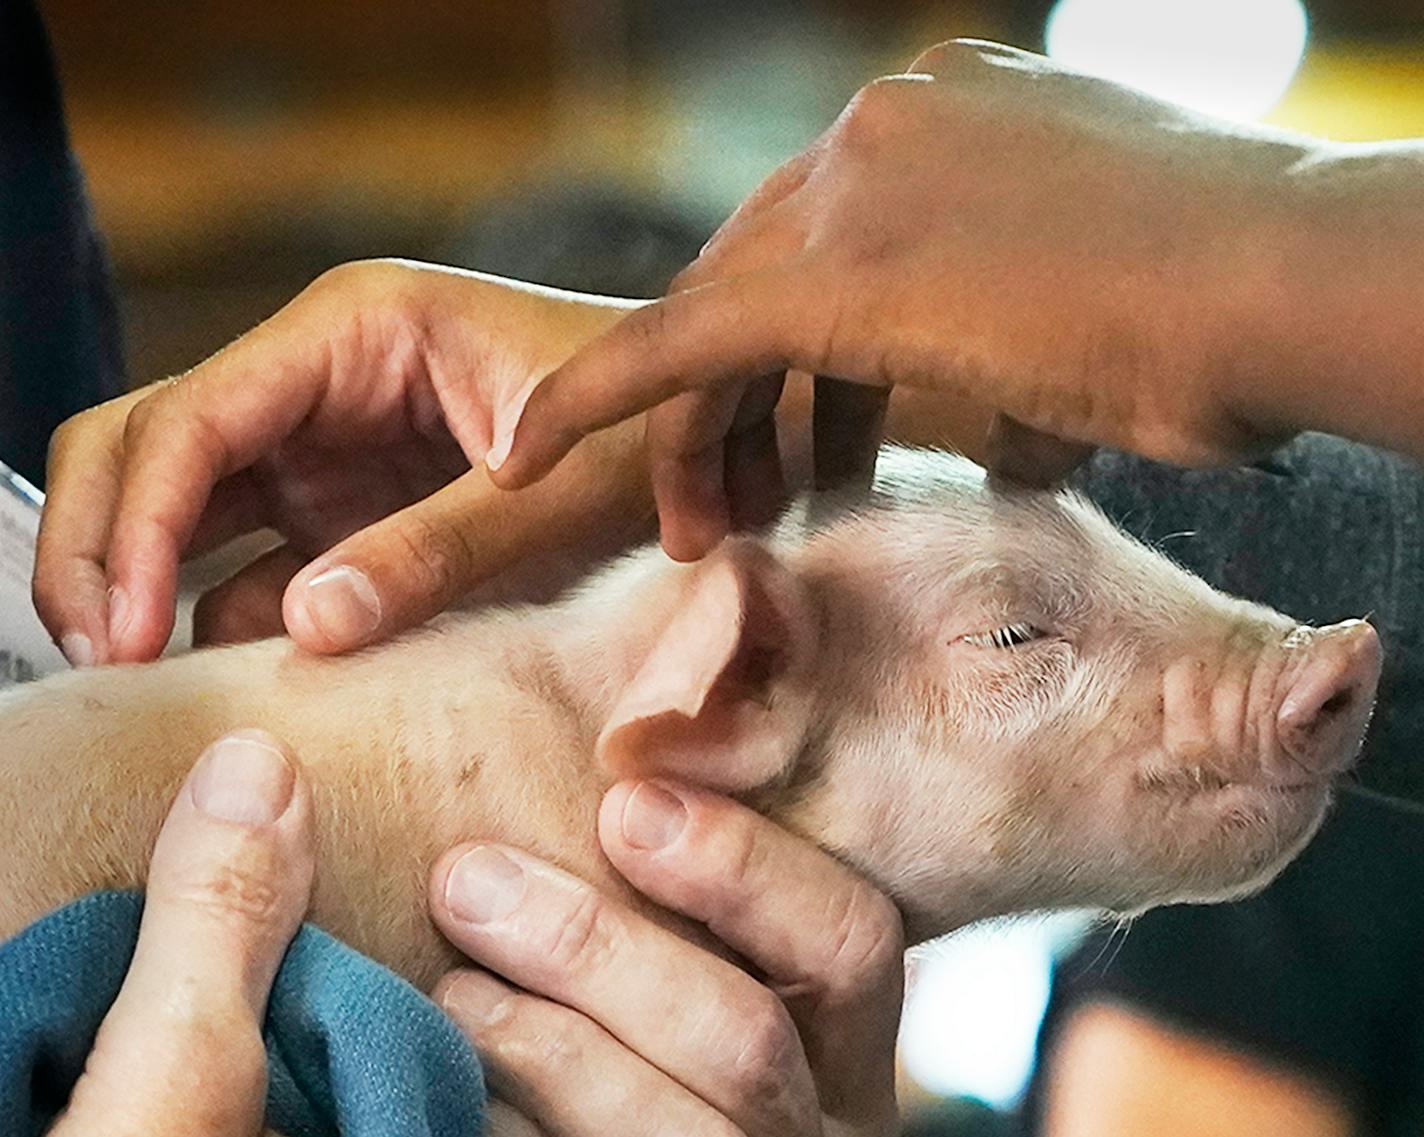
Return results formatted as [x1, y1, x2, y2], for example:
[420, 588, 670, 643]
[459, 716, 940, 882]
[593, 448, 1380, 945]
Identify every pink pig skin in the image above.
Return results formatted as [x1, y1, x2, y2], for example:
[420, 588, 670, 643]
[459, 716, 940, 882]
[0, 448, 1379, 990]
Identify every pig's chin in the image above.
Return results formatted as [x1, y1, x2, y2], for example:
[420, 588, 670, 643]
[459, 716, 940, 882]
[1137, 768, 1336, 905]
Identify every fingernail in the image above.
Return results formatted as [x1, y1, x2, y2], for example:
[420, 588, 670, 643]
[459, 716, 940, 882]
[304, 566, 381, 646]
[190, 730, 295, 825]
[59, 632, 93, 669]
[486, 378, 537, 473]
[484, 427, 513, 472]
[107, 585, 131, 645]
[439, 972, 510, 1028]
[621, 782, 687, 850]
[445, 846, 526, 924]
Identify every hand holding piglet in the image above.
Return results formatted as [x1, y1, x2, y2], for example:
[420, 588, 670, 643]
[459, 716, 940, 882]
[49, 730, 314, 1137]
[33, 262, 651, 665]
[435, 781, 903, 1137]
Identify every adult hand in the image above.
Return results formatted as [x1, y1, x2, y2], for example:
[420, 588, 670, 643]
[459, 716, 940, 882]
[33, 261, 647, 665]
[489, 39, 1324, 558]
[430, 781, 904, 1137]
[51, 729, 315, 1137]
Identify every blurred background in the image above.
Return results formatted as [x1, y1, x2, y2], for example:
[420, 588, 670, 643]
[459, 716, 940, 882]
[29, 0, 1424, 1133]
[41, 0, 1424, 384]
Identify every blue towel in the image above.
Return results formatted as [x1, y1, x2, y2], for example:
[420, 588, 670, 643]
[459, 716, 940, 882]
[0, 891, 486, 1137]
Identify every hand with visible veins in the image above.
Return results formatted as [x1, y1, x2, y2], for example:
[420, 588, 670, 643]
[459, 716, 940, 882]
[50, 730, 314, 1137]
[487, 39, 1424, 560]
[33, 261, 651, 665]
[430, 780, 905, 1137]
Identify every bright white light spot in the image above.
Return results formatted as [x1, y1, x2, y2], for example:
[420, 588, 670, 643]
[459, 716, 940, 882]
[898, 914, 1091, 1108]
[1045, 0, 1308, 120]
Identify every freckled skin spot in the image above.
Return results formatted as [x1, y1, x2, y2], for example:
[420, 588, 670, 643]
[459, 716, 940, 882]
[455, 755, 485, 788]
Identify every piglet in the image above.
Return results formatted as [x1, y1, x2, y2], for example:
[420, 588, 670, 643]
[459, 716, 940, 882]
[0, 448, 1379, 989]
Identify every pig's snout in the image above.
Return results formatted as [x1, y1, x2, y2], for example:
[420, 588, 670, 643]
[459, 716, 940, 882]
[1274, 620, 1380, 779]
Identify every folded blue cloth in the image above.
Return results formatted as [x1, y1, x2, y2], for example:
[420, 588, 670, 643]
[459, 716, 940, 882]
[0, 891, 486, 1137]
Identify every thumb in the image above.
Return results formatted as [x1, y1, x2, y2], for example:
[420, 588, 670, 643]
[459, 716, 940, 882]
[281, 479, 484, 653]
[283, 419, 655, 653]
[53, 730, 315, 1137]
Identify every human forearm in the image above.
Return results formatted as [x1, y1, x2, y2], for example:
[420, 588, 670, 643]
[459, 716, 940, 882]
[1229, 142, 1424, 462]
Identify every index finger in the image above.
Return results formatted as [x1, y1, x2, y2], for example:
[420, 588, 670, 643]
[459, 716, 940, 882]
[102, 292, 351, 661]
[597, 780, 904, 1128]
[488, 267, 810, 490]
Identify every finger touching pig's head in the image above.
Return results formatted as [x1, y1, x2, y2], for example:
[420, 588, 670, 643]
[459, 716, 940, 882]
[595, 449, 1379, 945]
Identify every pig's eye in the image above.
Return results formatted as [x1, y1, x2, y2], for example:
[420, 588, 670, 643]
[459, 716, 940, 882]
[963, 623, 1046, 649]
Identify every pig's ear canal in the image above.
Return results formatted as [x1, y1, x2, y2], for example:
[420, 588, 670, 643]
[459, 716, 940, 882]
[596, 540, 819, 794]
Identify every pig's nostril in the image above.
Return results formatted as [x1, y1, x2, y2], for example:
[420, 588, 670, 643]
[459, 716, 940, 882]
[1280, 677, 1358, 744]
[1319, 689, 1354, 717]
[1275, 620, 1381, 770]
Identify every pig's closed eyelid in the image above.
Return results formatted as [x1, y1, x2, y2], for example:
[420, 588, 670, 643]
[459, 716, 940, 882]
[959, 622, 1050, 649]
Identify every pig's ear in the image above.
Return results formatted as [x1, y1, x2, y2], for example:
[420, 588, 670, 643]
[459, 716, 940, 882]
[596, 540, 819, 793]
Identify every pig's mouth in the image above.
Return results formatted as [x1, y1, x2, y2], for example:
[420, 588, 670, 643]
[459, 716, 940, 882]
[1135, 766, 1333, 800]
[1131, 763, 1338, 903]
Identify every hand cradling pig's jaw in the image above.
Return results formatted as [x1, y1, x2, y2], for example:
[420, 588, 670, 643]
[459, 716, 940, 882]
[759, 451, 1380, 944]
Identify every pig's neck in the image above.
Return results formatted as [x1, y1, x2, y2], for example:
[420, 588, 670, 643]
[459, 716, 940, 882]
[299, 550, 697, 976]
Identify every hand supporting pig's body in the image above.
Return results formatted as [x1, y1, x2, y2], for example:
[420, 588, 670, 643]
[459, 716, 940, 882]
[1, 451, 1379, 987]
[49, 732, 316, 1137]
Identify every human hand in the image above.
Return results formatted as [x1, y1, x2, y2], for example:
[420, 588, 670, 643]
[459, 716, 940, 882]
[429, 781, 904, 1137]
[490, 39, 1321, 557]
[33, 260, 647, 664]
[50, 729, 314, 1137]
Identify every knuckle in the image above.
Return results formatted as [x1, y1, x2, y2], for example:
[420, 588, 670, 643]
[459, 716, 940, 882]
[45, 413, 86, 462]
[305, 259, 416, 327]
[29, 576, 59, 629]
[30, 556, 73, 626]
[908, 37, 981, 74]
[308, 258, 382, 300]
[818, 880, 905, 997]
[538, 886, 620, 979]
[387, 512, 478, 605]
[668, 259, 709, 295]
[185, 1001, 267, 1067]
[719, 811, 773, 899]
[836, 75, 917, 148]
[490, 1005, 592, 1077]
[121, 391, 175, 455]
[170, 859, 286, 930]
[727, 995, 802, 1103]
[528, 1022, 587, 1071]
[625, 297, 675, 351]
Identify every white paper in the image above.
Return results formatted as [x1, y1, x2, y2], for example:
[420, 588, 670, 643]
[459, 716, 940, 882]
[0, 460, 66, 685]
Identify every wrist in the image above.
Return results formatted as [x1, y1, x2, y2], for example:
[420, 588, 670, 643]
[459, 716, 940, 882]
[1223, 141, 1424, 457]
